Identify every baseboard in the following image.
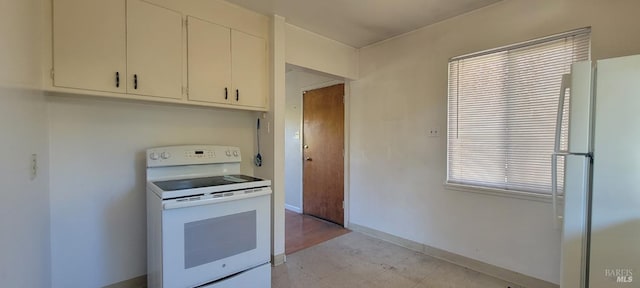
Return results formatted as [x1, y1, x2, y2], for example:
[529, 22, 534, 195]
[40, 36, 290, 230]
[103, 275, 147, 288]
[285, 204, 302, 213]
[348, 223, 558, 288]
[272, 253, 286, 266]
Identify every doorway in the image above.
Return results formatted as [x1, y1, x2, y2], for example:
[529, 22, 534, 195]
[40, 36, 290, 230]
[303, 84, 345, 225]
[284, 66, 349, 254]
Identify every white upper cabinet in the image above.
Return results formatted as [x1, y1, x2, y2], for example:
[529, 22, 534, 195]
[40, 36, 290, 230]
[232, 30, 267, 108]
[53, 0, 127, 93]
[127, 0, 183, 99]
[50, 0, 268, 110]
[52, 0, 182, 99]
[188, 18, 267, 109]
[187, 16, 232, 104]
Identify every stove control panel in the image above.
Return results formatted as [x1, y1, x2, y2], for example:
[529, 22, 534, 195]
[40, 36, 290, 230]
[146, 145, 242, 167]
[183, 149, 214, 159]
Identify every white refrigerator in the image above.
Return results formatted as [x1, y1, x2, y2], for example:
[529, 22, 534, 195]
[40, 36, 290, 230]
[559, 54, 640, 287]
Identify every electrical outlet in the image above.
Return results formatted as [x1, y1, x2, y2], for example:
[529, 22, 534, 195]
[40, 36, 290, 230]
[31, 154, 38, 180]
[428, 128, 440, 137]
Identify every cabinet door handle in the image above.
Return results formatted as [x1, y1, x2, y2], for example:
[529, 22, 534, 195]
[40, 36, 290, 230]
[236, 89, 239, 101]
[225, 87, 228, 100]
[115, 72, 120, 88]
[134, 74, 138, 90]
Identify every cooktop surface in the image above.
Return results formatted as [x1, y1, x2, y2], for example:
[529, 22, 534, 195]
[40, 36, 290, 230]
[153, 174, 264, 191]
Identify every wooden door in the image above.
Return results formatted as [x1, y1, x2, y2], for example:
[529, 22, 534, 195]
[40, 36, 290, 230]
[187, 16, 232, 104]
[127, 0, 182, 99]
[303, 84, 344, 225]
[231, 30, 267, 108]
[53, 0, 126, 93]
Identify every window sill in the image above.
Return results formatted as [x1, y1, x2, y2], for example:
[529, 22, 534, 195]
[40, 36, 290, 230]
[444, 183, 562, 203]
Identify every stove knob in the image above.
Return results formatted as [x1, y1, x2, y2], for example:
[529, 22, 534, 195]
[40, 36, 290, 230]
[149, 152, 159, 160]
[233, 151, 239, 157]
[161, 152, 171, 159]
[226, 150, 232, 157]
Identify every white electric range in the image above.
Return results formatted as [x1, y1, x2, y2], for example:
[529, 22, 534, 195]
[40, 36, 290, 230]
[146, 145, 271, 288]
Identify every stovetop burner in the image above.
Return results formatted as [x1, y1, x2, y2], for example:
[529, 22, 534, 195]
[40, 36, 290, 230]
[153, 174, 263, 191]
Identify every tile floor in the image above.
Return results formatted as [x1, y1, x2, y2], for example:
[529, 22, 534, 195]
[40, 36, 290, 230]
[272, 232, 523, 288]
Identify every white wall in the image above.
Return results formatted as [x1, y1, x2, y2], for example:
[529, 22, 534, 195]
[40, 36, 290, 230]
[0, 89, 50, 288]
[48, 95, 257, 287]
[284, 68, 340, 212]
[0, 0, 50, 287]
[285, 23, 359, 80]
[349, 0, 640, 284]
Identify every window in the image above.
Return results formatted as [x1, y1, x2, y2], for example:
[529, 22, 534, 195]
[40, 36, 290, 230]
[447, 28, 590, 195]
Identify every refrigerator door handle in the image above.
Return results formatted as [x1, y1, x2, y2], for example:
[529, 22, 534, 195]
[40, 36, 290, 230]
[552, 151, 592, 228]
[551, 74, 571, 229]
[551, 153, 563, 228]
[554, 74, 572, 153]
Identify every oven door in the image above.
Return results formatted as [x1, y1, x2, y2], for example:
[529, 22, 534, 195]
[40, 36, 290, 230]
[161, 188, 271, 288]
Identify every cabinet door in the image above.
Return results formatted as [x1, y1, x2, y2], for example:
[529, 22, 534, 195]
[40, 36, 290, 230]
[187, 17, 232, 104]
[127, 0, 182, 99]
[231, 30, 267, 108]
[53, 0, 126, 92]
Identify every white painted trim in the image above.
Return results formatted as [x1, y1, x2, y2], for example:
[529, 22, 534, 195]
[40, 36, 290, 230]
[348, 223, 559, 288]
[103, 275, 146, 288]
[343, 81, 351, 228]
[269, 13, 287, 262]
[271, 253, 286, 266]
[284, 204, 302, 214]
[444, 182, 562, 204]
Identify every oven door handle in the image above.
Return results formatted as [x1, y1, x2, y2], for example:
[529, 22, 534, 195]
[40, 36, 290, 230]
[163, 189, 271, 210]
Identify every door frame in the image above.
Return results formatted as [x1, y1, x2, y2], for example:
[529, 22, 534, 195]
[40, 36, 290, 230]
[298, 80, 350, 227]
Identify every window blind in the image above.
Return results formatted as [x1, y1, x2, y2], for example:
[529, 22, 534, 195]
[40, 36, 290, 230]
[447, 29, 590, 194]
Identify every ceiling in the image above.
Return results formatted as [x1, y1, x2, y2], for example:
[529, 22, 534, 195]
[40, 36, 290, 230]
[224, 0, 502, 48]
